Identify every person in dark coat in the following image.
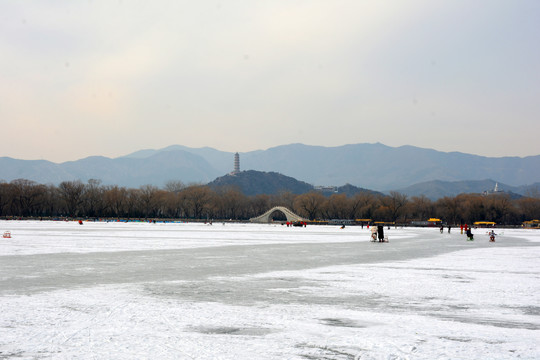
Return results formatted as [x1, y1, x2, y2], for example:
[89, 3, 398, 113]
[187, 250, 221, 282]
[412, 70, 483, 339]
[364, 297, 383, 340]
[377, 225, 384, 242]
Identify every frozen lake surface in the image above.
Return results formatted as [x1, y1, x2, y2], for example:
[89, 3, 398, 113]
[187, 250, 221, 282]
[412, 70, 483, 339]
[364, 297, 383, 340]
[1, 221, 539, 359]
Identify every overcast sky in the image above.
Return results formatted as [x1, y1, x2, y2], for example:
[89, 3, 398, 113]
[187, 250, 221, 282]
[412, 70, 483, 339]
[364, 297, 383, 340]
[1, 1, 539, 163]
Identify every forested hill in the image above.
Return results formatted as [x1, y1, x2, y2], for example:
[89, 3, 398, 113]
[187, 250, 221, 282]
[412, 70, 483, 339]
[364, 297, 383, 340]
[207, 170, 385, 197]
[208, 170, 313, 196]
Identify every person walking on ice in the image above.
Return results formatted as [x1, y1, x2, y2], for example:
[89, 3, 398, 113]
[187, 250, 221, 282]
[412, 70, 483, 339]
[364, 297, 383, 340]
[377, 225, 386, 242]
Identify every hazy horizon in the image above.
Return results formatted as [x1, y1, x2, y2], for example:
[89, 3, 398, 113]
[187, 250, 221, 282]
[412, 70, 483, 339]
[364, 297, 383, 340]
[1, 1, 539, 162]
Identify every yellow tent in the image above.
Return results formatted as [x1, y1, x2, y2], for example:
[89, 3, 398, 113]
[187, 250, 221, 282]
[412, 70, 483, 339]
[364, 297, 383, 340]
[523, 220, 540, 228]
[473, 221, 496, 227]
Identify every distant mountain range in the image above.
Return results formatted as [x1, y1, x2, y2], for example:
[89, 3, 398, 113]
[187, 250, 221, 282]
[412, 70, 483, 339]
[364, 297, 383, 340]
[0, 143, 539, 199]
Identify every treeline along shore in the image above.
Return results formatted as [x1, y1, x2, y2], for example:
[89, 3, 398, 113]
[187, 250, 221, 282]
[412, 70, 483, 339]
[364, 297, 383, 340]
[0, 179, 539, 225]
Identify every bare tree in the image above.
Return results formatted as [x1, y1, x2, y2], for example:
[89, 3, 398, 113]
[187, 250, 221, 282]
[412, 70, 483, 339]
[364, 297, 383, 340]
[485, 194, 515, 224]
[217, 187, 246, 220]
[0, 182, 11, 216]
[249, 194, 271, 219]
[435, 196, 461, 225]
[58, 180, 86, 217]
[103, 186, 128, 218]
[293, 192, 326, 220]
[164, 180, 186, 193]
[183, 185, 213, 219]
[272, 191, 296, 210]
[325, 194, 351, 219]
[459, 194, 486, 224]
[83, 179, 106, 217]
[125, 189, 143, 218]
[10, 179, 47, 216]
[407, 195, 434, 221]
[350, 193, 376, 220]
[517, 195, 540, 221]
[382, 191, 409, 223]
[138, 185, 163, 218]
[44, 184, 62, 217]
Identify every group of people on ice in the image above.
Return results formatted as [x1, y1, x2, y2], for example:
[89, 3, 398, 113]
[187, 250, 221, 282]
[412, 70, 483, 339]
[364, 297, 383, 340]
[433, 223, 497, 242]
[370, 225, 388, 242]
[464, 228, 496, 242]
[366, 223, 497, 242]
[461, 224, 497, 242]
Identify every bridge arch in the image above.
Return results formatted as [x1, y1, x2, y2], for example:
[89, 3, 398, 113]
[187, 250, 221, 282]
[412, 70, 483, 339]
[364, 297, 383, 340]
[250, 206, 307, 223]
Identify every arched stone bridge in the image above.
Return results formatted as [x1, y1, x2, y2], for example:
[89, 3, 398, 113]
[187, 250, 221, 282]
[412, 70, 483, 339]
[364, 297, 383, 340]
[250, 206, 307, 223]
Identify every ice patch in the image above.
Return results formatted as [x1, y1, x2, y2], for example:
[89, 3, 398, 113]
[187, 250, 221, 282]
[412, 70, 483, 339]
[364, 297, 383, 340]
[1, 222, 539, 359]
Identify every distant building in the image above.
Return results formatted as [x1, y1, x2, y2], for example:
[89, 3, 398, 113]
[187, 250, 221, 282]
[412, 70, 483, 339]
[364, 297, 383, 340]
[231, 152, 240, 175]
[483, 182, 504, 196]
[315, 186, 338, 193]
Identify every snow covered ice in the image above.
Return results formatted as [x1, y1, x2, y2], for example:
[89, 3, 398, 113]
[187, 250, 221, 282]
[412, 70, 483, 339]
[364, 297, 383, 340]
[1, 221, 539, 359]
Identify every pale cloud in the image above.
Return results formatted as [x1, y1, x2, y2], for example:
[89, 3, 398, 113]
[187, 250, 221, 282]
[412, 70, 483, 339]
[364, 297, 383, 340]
[0, 1, 538, 162]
